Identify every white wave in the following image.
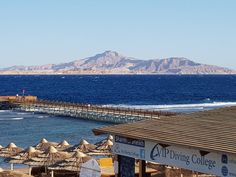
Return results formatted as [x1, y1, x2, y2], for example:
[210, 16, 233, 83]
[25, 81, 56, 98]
[0, 117, 24, 121]
[37, 115, 49, 118]
[17, 112, 29, 115]
[103, 102, 236, 112]
[12, 117, 24, 120]
[0, 110, 9, 113]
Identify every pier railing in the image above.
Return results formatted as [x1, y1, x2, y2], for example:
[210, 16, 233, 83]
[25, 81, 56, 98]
[12, 99, 177, 123]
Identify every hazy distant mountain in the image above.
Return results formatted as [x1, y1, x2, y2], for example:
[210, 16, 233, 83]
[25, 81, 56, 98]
[1, 51, 235, 74]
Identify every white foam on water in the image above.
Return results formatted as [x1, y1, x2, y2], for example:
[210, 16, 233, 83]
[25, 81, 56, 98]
[0, 110, 9, 113]
[103, 102, 236, 112]
[0, 117, 24, 121]
[37, 115, 49, 118]
[12, 117, 24, 120]
[17, 112, 29, 115]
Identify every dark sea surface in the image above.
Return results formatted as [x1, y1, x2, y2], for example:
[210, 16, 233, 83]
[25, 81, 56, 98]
[0, 75, 236, 167]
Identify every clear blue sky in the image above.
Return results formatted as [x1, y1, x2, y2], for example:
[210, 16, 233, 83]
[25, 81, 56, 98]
[0, 0, 236, 69]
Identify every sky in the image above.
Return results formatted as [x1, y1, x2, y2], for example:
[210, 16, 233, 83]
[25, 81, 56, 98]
[0, 0, 236, 69]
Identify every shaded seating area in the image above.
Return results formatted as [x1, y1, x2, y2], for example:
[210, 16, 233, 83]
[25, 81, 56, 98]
[0, 136, 113, 177]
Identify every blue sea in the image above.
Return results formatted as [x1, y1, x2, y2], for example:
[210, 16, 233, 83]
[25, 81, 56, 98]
[0, 75, 236, 167]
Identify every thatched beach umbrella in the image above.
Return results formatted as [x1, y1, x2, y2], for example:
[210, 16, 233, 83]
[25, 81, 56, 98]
[56, 140, 72, 151]
[49, 151, 92, 176]
[87, 139, 113, 156]
[89, 135, 113, 156]
[0, 169, 33, 177]
[24, 146, 71, 167]
[24, 146, 71, 177]
[35, 138, 58, 151]
[68, 139, 96, 153]
[4, 146, 42, 175]
[96, 139, 113, 152]
[95, 135, 113, 147]
[0, 143, 23, 170]
[5, 146, 42, 163]
[0, 143, 23, 158]
[108, 135, 113, 141]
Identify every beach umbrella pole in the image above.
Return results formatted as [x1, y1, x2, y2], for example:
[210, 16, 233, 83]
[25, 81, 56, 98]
[28, 166, 32, 176]
[51, 170, 54, 177]
[10, 163, 14, 170]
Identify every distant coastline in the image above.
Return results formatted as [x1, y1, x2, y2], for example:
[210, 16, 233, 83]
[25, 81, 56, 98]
[1, 51, 236, 75]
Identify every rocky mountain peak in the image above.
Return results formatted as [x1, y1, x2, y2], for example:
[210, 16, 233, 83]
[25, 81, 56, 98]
[85, 50, 124, 62]
[102, 50, 121, 57]
[1, 51, 235, 74]
[80, 51, 126, 69]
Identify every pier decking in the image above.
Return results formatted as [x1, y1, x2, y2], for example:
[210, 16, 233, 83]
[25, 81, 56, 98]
[0, 96, 176, 123]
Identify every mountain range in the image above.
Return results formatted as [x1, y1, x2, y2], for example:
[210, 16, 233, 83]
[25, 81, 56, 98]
[1, 51, 235, 74]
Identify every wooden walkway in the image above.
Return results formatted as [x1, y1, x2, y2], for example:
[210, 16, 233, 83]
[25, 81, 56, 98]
[11, 100, 176, 123]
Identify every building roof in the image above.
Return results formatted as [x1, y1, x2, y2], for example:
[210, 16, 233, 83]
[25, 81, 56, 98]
[93, 106, 236, 155]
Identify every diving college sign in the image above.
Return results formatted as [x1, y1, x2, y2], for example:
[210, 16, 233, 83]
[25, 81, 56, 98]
[147, 142, 236, 177]
[113, 135, 236, 177]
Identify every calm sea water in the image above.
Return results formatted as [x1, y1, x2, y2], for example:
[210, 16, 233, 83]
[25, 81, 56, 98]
[0, 75, 236, 167]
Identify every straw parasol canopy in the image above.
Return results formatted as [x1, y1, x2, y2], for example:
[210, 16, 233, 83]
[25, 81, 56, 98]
[95, 135, 113, 147]
[67, 139, 96, 153]
[34, 138, 58, 151]
[96, 139, 113, 152]
[4, 146, 42, 164]
[0, 170, 33, 177]
[87, 139, 113, 156]
[108, 135, 113, 141]
[0, 143, 23, 157]
[49, 151, 92, 172]
[56, 140, 72, 151]
[24, 146, 71, 167]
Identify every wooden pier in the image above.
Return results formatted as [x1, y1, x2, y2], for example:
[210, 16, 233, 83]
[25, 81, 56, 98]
[0, 96, 176, 123]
